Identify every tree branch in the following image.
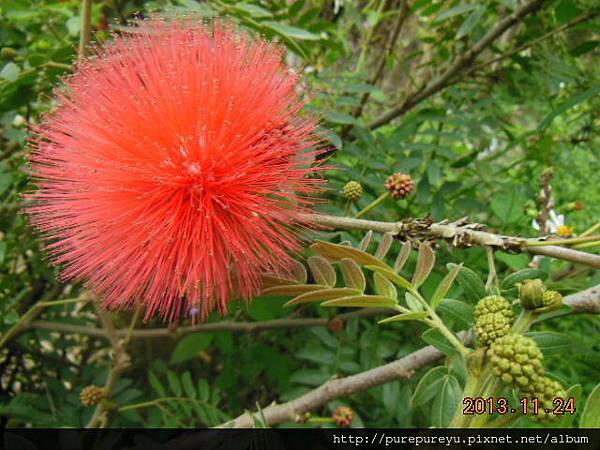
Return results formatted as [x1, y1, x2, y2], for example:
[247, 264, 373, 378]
[27, 308, 385, 340]
[199, 284, 599, 432]
[304, 213, 600, 269]
[368, 0, 545, 130]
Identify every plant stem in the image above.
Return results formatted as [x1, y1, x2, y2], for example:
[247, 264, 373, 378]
[355, 192, 390, 218]
[580, 221, 600, 237]
[485, 247, 499, 293]
[78, 0, 92, 58]
[525, 235, 600, 247]
[410, 289, 471, 358]
[512, 309, 535, 334]
[0, 296, 89, 350]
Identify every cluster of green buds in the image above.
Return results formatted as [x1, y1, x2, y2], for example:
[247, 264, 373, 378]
[519, 279, 563, 313]
[342, 181, 363, 202]
[474, 296, 515, 347]
[523, 376, 568, 423]
[488, 334, 544, 389]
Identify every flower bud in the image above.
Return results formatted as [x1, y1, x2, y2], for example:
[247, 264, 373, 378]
[522, 376, 567, 423]
[333, 406, 354, 428]
[342, 181, 363, 202]
[489, 334, 544, 389]
[519, 279, 546, 310]
[475, 312, 511, 347]
[535, 290, 563, 313]
[384, 173, 414, 200]
[80, 385, 106, 407]
[474, 295, 514, 322]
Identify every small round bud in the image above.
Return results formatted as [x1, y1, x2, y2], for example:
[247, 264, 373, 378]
[489, 334, 544, 389]
[475, 312, 511, 346]
[474, 296, 514, 322]
[384, 173, 414, 200]
[535, 290, 563, 313]
[342, 181, 363, 202]
[519, 279, 546, 310]
[80, 385, 106, 407]
[333, 406, 354, 428]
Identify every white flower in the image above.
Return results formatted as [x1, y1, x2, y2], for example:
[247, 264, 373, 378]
[531, 209, 573, 236]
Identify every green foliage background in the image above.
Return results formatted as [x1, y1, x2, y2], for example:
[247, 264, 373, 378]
[0, 0, 599, 429]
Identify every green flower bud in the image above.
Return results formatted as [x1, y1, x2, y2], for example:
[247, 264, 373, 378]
[342, 181, 363, 202]
[475, 312, 511, 346]
[536, 290, 563, 313]
[474, 296, 514, 322]
[522, 376, 567, 423]
[519, 279, 546, 310]
[489, 334, 544, 389]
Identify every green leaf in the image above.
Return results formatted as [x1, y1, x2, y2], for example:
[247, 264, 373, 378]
[284, 287, 360, 306]
[324, 111, 356, 125]
[181, 371, 196, 399]
[455, 5, 486, 39]
[405, 291, 424, 312]
[359, 230, 373, 251]
[436, 4, 479, 21]
[232, 3, 272, 18]
[0, 173, 13, 195]
[148, 371, 166, 397]
[167, 371, 182, 397]
[437, 299, 474, 328]
[1, 62, 20, 82]
[394, 241, 412, 272]
[501, 269, 547, 289]
[539, 85, 600, 131]
[581, 382, 600, 427]
[525, 331, 576, 355]
[340, 258, 366, 292]
[554, 0, 578, 23]
[311, 240, 388, 269]
[431, 374, 461, 427]
[262, 21, 320, 40]
[431, 263, 462, 308]
[491, 188, 527, 223]
[411, 366, 449, 406]
[321, 294, 396, 308]
[366, 265, 412, 290]
[374, 232, 394, 259]
[307, 256, 336, 287]
[422, 328, 458, 356]
[373, 272, 397, 299]
[261, 284, 328, 296]
[378, 311, 429, 324]
[412, 243, 435, 288]
[448, 263, 486, 302]
[170, 333, 213, 364]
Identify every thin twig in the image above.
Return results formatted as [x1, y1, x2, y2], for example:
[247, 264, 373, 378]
[368, 0, 545, 129]
[28, 308, 387, 340]
[78, 0, 93, 58]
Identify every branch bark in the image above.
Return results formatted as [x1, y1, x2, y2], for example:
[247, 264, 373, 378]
[368, 0, 545, 130]
[304, 213, 600, 269]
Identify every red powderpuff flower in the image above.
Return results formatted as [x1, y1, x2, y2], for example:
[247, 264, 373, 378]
[27, 18, 324, 322]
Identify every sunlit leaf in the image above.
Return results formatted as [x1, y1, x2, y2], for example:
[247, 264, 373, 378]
[378, 311, 429, 324]
[284, 288, 360, 306]
[321, 295, 397, 308]
[311, 241, 389, 269]
[431, 263, 462, 308]
[412, 243, 435, 288]
[340, 258, 366, 292]
[307, 255, 336, 287]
